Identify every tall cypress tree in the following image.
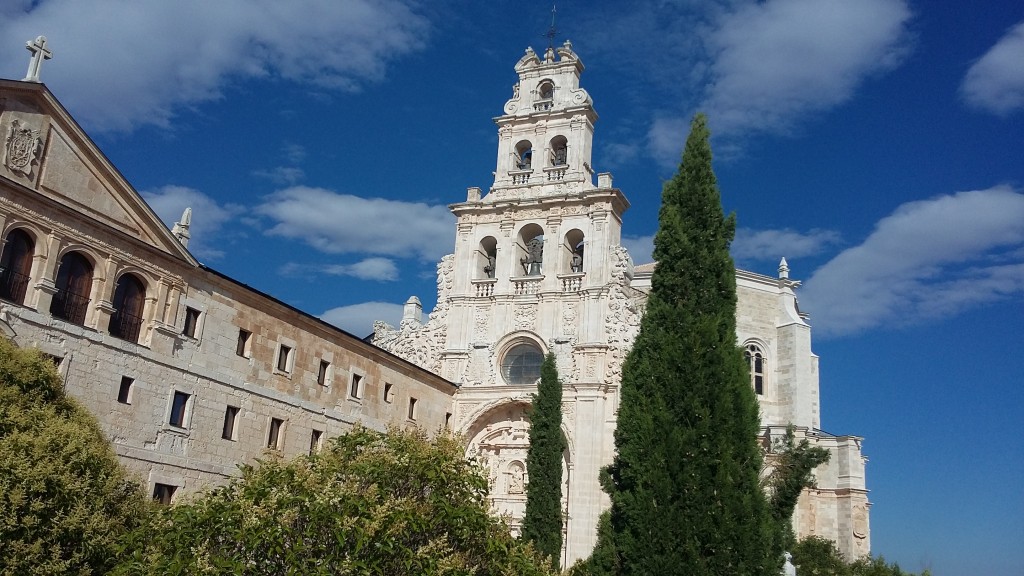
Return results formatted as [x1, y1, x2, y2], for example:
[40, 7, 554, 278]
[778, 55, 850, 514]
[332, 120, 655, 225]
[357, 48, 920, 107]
[605, 114, 780, 575]
[523, 352, 567, 567]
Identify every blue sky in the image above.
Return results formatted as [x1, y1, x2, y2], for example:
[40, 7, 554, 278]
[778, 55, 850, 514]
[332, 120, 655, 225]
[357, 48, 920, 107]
[2, 1, 1022, 574]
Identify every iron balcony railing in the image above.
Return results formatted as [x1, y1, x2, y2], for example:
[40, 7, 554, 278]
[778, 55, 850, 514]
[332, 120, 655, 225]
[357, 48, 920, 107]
[109, 309, 143, 342]
[0, 269, 30, 305]
[51, 288, 89, 325]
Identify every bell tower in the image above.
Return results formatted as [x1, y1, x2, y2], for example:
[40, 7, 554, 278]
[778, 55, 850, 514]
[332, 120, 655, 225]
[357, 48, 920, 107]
[491, 41, 597, 197]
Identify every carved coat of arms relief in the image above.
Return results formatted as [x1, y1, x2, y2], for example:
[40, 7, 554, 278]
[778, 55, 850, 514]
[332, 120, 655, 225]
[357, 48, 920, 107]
[4, 119, 42, 178]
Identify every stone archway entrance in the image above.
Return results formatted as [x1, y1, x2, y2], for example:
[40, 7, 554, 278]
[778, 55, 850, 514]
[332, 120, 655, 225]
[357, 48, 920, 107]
[464, 401, 570, 547]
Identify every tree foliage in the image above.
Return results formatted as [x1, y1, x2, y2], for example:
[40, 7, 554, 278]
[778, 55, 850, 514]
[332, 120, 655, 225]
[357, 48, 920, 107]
[522, 352, 568, 567]
[116, 426, 558, 576]
[792, 537, 931, 576]
[0, 337, 149, 576]
[603, 113, 780, 575]
[765, 425, 831, 549]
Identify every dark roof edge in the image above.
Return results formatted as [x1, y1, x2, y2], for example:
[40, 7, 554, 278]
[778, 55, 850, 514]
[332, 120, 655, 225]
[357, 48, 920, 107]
[198, 264, 458, 391]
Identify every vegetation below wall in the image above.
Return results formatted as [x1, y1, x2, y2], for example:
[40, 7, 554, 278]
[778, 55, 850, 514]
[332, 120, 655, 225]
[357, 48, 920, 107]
[0, 338, 149, 575]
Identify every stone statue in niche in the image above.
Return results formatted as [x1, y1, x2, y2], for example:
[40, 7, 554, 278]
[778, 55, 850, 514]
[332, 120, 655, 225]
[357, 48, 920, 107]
[484, 255, 496, 278]
[508, 462, 526, 494]
[521, 238, 543, 275]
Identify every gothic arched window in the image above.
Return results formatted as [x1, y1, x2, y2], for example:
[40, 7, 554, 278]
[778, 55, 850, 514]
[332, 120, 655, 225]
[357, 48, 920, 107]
[0, 228, 35, 305]
[50, 251, 93, 326]
[108, 273, 146, 343]
[744, 342, 765, 395]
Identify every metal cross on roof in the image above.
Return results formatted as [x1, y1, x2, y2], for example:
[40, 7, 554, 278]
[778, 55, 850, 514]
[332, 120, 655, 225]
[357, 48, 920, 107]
[23, 36, 53, 83]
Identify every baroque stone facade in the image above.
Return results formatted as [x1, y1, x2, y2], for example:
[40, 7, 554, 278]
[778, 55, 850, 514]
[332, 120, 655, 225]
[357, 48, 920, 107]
[0, 79, 456, 502]
[373, 42, 870, 566]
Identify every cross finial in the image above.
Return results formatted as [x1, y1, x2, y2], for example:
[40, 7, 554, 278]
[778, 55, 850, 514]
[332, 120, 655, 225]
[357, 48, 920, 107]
[23, 36, 52, 83]
[545, 4, 558, 49]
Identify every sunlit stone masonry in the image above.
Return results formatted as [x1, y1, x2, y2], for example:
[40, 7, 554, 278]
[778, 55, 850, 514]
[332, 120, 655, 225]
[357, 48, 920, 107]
[372, 41, 870, 566]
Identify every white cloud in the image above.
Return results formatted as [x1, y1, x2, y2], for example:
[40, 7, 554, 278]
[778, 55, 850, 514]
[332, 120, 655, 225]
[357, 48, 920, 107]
[961, 21, 1024, 115]
[703, 0, 912, 137]
[800, 186, 1024, 337]
[142, 185, 243, 260]
[320, 301, 403, 337]
[256, 186, 454, 261]
[732, 227, 841, 263]
[622, 234, 655, 265]
[282, 257, 399, 282]
[0, 0, 430, 132]
[252, 166, 305, 185]
[647, 116, 691, 169]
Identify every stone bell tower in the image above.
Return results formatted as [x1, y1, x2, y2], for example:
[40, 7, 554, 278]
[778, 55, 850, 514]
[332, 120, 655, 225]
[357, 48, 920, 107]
[375, 41, 639, 566]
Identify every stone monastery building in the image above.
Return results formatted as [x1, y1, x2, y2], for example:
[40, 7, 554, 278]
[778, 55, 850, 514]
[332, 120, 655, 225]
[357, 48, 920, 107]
[0, 37, 868, 567]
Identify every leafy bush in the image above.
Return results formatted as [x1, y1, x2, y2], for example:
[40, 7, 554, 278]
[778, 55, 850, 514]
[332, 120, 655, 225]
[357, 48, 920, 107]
[116, 426, 558, 575]
[0, 338, 148, 575]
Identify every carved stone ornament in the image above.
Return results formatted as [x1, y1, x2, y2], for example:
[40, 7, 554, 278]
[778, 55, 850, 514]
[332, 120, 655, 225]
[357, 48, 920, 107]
[4, 120, 42, 178]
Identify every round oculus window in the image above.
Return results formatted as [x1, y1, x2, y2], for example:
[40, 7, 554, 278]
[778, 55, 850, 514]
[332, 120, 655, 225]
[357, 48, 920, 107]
[501, 343, 544, 385]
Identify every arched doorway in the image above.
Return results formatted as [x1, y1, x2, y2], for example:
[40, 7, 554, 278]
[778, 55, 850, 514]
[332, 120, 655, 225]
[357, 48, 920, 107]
[50, 251, 93, 325]
[108, 273, 146, 342]
[0, 229, 34, 305]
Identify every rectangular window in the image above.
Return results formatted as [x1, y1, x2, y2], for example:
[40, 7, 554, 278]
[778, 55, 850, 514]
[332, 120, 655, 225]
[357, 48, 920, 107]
[383, 382, 394, 403]
[317, 360, 330, 386]
[445, 412, 452, 428]
[152, 483, 176, 505]
[407, 397, 418, 421]
[117, 376, 134, 404]
[168, 391, 190, 428]
[236, 329, 252, 357]
[267, 417, 283, 450]
[222, 405, 239, 440]
[182, 307, 201, 338]
[310, 429, 323, 454]
[277, 345, 292, 373]
[350, 373, 363, 399]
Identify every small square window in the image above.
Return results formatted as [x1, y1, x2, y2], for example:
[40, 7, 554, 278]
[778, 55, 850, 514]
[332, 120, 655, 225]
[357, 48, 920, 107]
[236, 329, 252, 357]
[310, 429, 323, 454]
[317, 360, 330, 386]
[168, 391, 190, 428]
[152, 483, 177, 505]
[117, 376, 134, 405]
[267, 417, 284, 450]
[182, 307, 201, 338]
[407, 397, 418, 421]
[383, 382, 394, 403]
[222, 405, 239, 440]
[350, 373, 363, 399]
[277, 345, 292, 373]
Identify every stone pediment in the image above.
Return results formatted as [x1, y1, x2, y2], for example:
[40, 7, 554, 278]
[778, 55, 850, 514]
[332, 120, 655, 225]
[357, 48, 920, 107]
[0, 80, 196, 264]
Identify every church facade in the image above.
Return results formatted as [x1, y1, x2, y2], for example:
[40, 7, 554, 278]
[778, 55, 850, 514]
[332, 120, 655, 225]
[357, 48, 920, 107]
[373, 42, 870, 566]
[2, 37, 868, 568]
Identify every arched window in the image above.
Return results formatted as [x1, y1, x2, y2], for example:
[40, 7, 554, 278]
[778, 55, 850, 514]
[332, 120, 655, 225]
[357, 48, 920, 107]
[564, 229, 585, 274]
[550, 135, 568, 166]
[477, 236, 498, 279]
[50, 251, 93, 325]
[744, 343, 765, 395]
[514, 140, 533, 170]
[108, 273, 146, 342]
[536, 80, 555, 111]
[501, 342, 544, 385]
[0, 229, 34, 305]
[517, 224, 544, 277]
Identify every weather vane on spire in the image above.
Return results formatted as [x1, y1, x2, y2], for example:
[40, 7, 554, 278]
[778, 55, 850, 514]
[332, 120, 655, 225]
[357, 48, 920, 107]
[544, 4, 558, 49]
